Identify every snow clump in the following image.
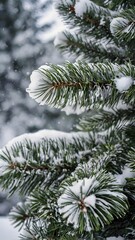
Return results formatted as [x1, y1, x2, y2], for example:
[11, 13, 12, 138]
[26, 65, 51, 105]
[58, 177, 97, 231]
[110, 17, 129, 35]
[75, 0, 92, 17]
[114, 76, 133, 92]
[115, 166, 135, 185]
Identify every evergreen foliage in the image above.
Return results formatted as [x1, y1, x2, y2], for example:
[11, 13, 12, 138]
[0, 0, 135, 239]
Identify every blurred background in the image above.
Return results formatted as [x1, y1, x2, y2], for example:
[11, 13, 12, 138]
[0, 0, 76, 238]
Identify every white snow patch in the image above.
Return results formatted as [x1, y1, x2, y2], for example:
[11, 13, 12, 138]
[84, 195, 96, 208]
[114, 76, 133, 92]
[28, 70, 46, 92]
[0, 217, 19, 240]
[26, 68, 50, 105]
[74, 0, 115, 18]
[110, 17, 129, 35]
[1, 129, 88, 151]
[39, 65, 51, 71]
[84, 213, 92, 231]
[75, 0, 91, 17]
[58, 177, 98, 207]
[58, 177, 98, 231]
[115, 166, 135, 185]
[114, 100, 131, 110]
[107, 237, 124, 240]
[70, 177, 97, 198]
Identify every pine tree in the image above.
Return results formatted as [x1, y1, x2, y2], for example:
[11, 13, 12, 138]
[0, 0, 135, 239]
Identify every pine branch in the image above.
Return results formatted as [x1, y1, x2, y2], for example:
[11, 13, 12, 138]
[58, 170, 129, 233]
[0, 0, 135, 239]
[108, 0, 135, 10]
[10, 202, 35, 229]
[11, 203, 48, 240]
[78, 108, 135, 133]
[55, 0, 114, 40]
[27, 62, 135, 109]
[128, 148, 135, 170]
[110, 8, 135, 46]
[0, 132, 97, 195]
[11, 197, 79, 240]
[55, 31, 125, 63]
[101, 203, 135, 239]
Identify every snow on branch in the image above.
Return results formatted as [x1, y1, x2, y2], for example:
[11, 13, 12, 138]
[115, 166, 135, 185]
[58, 170, 128, 233]
[54, 29, 125, 63]
[1, 129, 85, 149]
[0, 129, 88, 167]
[74, 0, 115, 18]
[0, 129, 89, 195]
[110, 17, 130, 35]
[110, 8, 135, 42]
[114, 76, 133, 92]
[0, 129, 88, 171]
[26, 62, 135, 109]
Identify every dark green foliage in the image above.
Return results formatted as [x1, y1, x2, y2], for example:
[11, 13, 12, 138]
[0, 137, 94, 195]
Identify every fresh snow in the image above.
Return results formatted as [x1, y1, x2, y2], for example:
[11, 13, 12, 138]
[75, 0, 92, 17]
[58, 177, 96, 197]
[0, 151, 28, 171]
[58, 174, 127, 232]
[114, 76, 133, 92]
[1, 129, 87, 147]
[84, 213, 92, 232]
[27, 62, 134, 107]
[0, 217, 19, 240]
[26, 66, 52, 106]
[74, 0, 115, 18]
[115, 166, 135, 185]
[39, 64, 51, 71]
[27, 70, 47, 99]
[107, 237, 124, 240]
[110, 17, 129, 35]
[84, 195, 96, 208]
[0, 129, 88, 173]
[67, 177, 98, 198]
[58, 177, 97, 231]
[14, 153, 26, 164]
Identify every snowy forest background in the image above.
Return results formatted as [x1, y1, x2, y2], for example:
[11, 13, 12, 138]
[0, 0, 75, 220]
